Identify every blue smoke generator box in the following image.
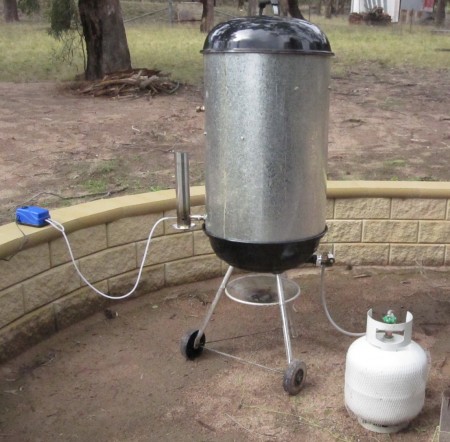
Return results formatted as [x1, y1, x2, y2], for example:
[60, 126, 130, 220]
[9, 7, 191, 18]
[16, 206, 50, 227]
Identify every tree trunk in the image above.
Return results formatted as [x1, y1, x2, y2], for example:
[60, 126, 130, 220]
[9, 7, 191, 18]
[324, 0, 333, 17]
[336, 0, 347, 14]
[435, 0, 446, 26]
[78, 0, 131, 80]
[280, 0, 289, 16]
[317, 0, 323, 14]
[206, 0, 215, 30]
[200, 0, 214, 32]
[200, 0, 207, 32]
[4, 0, 19, 22]
[247, 0, 257, 16]
[287, 0, 305, 18]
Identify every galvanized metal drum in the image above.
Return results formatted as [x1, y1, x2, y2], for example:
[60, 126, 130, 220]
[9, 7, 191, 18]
[203, 17, 333, 272]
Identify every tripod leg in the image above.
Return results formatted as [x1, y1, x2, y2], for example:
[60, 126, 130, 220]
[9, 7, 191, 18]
[276, 274, 293, 364]
[193, 265, 234, 348]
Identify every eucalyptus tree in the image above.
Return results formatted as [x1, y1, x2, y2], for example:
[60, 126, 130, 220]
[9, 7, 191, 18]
[78, 0, 131, 79]
[435, 0, 446, 26]
[3, 0, 19, 21]
[49, 0, 131, 80]
[3, 0, 40, 22]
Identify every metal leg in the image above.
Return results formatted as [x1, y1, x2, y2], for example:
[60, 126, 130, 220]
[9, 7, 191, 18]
[277, 274, 293, 364]
[280, 272, 297, 339]
[287, 304, 298, 339]
[194, 265, 234, 348]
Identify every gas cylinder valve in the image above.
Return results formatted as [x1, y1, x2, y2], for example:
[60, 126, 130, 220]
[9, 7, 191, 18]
[382, 310, 397, 339]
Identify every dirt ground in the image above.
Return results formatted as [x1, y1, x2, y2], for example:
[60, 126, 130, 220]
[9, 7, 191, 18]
[0, 266, 449, 441]
[0, 65, 449, 440]
[0, 64, 449, 225]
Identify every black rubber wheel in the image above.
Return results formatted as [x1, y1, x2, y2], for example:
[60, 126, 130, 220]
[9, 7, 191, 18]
[283, 360, 307, 395]
[180, 329, 206, 360]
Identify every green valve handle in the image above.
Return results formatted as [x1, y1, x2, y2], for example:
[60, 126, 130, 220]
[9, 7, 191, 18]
[382, 310, 397, 324]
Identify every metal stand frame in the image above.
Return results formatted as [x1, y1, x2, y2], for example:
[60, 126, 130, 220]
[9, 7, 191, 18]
[193, 266, 297, 366]
[277, 274, 294, 364]
[194, 265, 235, 348]
[181, 252, 334, 395]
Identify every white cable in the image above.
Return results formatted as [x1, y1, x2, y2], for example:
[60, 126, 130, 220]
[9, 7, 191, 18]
[320, 265, 365, 337]
[46, 216, 176, 300]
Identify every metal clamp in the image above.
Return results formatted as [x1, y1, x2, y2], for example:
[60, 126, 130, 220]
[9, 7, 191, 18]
[309, 252, 335, 267]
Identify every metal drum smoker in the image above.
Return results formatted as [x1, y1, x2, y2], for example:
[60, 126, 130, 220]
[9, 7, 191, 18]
[178, 15, 334, 395]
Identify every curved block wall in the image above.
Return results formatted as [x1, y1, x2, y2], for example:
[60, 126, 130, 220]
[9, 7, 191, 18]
[0, 182, 449, 362]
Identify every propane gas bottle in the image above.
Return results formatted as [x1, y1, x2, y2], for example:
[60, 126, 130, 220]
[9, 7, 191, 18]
[344, 310, 428, 433]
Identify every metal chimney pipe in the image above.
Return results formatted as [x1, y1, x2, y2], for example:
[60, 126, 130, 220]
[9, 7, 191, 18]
[174, 151, 193, 230]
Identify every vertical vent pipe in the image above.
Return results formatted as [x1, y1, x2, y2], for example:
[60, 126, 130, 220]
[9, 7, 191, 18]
[174, 151, 193, 230]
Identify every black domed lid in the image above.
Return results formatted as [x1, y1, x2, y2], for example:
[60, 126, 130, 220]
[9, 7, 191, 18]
[203, 17, 332, 55]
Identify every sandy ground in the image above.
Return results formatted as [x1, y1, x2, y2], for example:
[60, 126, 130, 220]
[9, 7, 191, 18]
[0, 266, 449, 441]
[0, 64, 449, 225]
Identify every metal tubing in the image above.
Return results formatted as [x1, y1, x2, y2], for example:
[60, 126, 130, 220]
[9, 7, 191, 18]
[174, 152, 192, 229]
[282, 271, 297, 338]
[194, 266, 235, 348]
[205, 347, 284, 373]
[287, 306, 298, 339]
[277, 274, 293, 364]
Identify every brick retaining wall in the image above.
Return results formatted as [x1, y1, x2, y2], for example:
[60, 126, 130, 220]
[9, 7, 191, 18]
[0, 182, 449, 362]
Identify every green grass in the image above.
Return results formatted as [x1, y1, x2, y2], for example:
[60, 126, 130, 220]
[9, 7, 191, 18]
[0, 23, 85, 81]
[127, 24, 204, 85]
[93, 160, 119, 174]
[384, 158, 407, 167]
[82, 179, 108, 193]
[149, 185, 167, 192]
[0, 13, 448, 84]
[315, 16, 450, 75]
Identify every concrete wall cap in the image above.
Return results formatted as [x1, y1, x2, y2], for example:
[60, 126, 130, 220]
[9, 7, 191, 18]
[1, 182, 450, 259]
[327, 181, 450, 198]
